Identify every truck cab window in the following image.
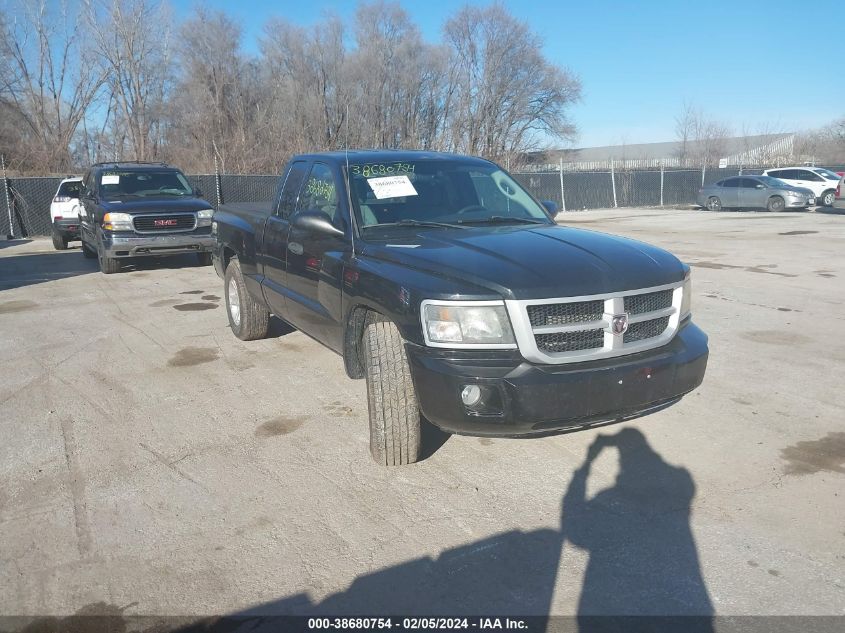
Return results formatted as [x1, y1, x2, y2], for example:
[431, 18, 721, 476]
[276, 161, 308, 218]
[297, 163, 340, 224]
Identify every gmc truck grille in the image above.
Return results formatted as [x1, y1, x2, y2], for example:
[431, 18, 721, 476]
[133, 213, 196, 233]
[505, 282, 685, 364]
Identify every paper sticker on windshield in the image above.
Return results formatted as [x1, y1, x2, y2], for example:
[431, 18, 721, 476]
[367, 175, 417, 200]
[101, 174, 120, 185]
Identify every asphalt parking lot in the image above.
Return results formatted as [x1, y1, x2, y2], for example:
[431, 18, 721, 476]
[1, 206, 844, 620]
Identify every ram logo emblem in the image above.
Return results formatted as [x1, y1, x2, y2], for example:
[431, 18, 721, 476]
[611, 314, 629, 335]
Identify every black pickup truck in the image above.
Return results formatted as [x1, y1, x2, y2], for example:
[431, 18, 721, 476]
[78, 161, 215, 274]
[212, 150, 708, 465]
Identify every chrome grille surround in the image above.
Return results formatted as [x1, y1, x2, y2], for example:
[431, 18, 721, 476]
[504, 281, 685, 364]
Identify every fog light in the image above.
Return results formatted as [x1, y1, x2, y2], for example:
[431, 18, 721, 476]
[461, 385, 482, 407]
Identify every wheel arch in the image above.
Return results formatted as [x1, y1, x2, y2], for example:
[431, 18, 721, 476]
[343, 304, 387, 379]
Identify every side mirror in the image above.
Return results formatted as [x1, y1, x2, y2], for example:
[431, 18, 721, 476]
[292, 210, 345, 238]
[541, 200, 559, 215]
[756, 184, 765, 189]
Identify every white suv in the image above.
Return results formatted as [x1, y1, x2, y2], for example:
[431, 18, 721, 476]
[762, 167, 842, 207]
[50, 177, 83, 250]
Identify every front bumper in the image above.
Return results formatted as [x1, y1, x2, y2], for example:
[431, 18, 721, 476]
[407, 321, 708, 437]
[101, 231, 214, 258]
[785, 196, 811, 208]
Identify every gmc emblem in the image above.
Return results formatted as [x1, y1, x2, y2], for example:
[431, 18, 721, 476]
[154, 219, 178, 227]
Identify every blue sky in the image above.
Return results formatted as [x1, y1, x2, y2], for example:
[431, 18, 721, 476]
[155, 0, 845, 147]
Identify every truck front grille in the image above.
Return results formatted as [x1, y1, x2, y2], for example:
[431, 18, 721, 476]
[535, 329, 605, 353]
[624, 289, 673, 315]
[133, 213, 196, 233]
[624, 316, 671, 343]
[528, 300, 603, 327]
[506, 282, 684, 364]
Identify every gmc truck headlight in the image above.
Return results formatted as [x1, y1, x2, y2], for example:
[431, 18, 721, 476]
[680, 271, 692, 319]
[102, 212, 133, 231]
[422, 301, 516, 348]
[196, 209, 214, 227]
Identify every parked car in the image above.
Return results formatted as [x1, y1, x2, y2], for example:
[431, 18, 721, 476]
[212, 150, 708, 466]
[50, 177, 83, 250]
[762, 167, 842, 207]
[78, 161, 215, 274]
[697, 175, 813, 212]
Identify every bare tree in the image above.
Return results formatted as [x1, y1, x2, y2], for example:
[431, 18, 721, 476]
[261, 13, 350, 160]
[442, 3, 580, 163]
[674, 102, 697, 166]
[0, 1, 105, 172]
[674, 104, 731, 166]
[85, 0, 172, 161]
[164, 8, 262, 172]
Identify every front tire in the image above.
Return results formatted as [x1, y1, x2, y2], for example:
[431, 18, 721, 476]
[52, 231, 68, 250]
[97, 241, 121, 274]
[767, 196, 785, 212]
[362, 321, 422, 466]
[706, 197, 722, 211]
[821, 190, 836, 207]
[224, 257, 269, 341]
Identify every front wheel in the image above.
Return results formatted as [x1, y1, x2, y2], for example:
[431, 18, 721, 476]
[362, 320, 422, 466]
[224, 257, 270, 341]
[97, 241, 121, 274]
[767, 196, 785, 213]
[706, 197, 722, 211]
[821, 190, 836, 207]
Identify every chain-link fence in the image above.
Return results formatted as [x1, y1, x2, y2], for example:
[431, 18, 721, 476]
[3, 164, 844, 238]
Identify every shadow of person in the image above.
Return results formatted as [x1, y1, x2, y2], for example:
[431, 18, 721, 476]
[561, 427, 713, 631]
[154, 428, 713, 633]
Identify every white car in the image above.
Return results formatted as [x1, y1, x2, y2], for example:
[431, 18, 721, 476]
[762, 167, 842, 207]
[50, 177, 83, 249]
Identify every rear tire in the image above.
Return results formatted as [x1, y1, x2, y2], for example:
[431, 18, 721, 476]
[821, 190, 836, 207]
[706, 197, 722, 211]
[362, 320, 422, 466]
[196, 252, 213, 266]
[224, 257, 269, 341]
[767, 196, 785, 213]
[52, 231, 68, 250]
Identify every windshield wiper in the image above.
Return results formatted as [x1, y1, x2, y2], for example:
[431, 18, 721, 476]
[364, 219, 468, 230]
[457, 216, 548, 225]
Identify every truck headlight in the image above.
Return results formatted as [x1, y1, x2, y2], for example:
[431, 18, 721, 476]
[196, 208, 214, 227]
[102, 212, 133, 231]
[680, 270, 692, 319]
[422, 301, 516, 348]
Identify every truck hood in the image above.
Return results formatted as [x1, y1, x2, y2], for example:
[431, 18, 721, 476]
[99, 197, 212, 214]
[360, 224, 685, 300]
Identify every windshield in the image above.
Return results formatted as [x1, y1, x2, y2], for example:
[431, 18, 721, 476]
[99, 170, 194, 198]
[346, 160, 552, 230]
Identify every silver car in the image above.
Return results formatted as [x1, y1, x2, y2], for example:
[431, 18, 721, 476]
[697, 175, 814, 212]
